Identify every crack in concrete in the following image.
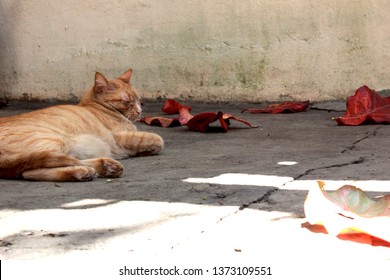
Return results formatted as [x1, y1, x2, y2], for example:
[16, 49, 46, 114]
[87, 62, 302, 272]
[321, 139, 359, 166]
[310, 106, 345, 113]
[238, 188, 279, 211]
[173, 125, 384, 252]
[216, 209, 241, 223]
[197, 126, 380, 237]
[214, 188, 280, 224]
[341, 126, 382, 154]
[232, 157, 365, 213]
[294, 157, 366, 180]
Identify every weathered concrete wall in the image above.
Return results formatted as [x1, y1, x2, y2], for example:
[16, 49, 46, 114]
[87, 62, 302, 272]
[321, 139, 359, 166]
[1, 0, 390, 102]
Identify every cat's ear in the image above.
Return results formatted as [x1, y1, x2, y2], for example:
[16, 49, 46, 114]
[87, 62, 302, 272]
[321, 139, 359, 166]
[94, 72, 109, 94]
[119, 69, 133, 84]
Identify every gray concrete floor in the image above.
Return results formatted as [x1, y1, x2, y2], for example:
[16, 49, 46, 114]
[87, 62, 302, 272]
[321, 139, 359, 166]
[1, 101, 389, 278]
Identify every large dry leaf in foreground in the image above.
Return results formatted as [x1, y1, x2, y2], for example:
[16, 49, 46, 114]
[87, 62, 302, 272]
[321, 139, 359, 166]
[335, 85, 390, 125]
[304, 181, 390, 247]
[242, 101, 310, 114]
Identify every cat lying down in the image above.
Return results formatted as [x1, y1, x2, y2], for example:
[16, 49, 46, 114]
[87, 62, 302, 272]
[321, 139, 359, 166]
[0, 69, 164, 182]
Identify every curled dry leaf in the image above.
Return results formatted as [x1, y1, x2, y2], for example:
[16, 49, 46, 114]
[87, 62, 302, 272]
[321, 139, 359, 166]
[141, 99, 259, 132]
[178, 107, 193, 125]
[186, 112, 223, 132]
[185, 111, 259, 132]
[335, 85, 390, 125]
[162, 99, 191, 115]
[242, 100, 310, 114]
[304, 181, 390, 247]
[139, 116, 182, 128]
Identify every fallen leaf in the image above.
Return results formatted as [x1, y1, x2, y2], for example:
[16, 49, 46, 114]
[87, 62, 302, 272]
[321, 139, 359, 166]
[222, 113, 259, 129]
[139, 116, 182, 128]
[337, 231, 390, 247]
[141, 99, 259, 132]
[186, 111, 259, 132]
[304, 181, 390, 247]
[324, 185, 390, 218]
[242, 100, 310, 114]
[335, 85, 390, 125]
[162, 99, 191, 115]
[186, 112, 225, 132]
[301, 222, 328, 234]
[301, 222, 390, 247]
[178, 107, 193, 125]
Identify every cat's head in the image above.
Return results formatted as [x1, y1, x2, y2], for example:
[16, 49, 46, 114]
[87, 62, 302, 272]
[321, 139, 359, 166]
[93, 69, 142, 120]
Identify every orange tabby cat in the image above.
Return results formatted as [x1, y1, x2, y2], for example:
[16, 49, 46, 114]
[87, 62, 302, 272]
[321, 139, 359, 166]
[0, 69, 164, 182]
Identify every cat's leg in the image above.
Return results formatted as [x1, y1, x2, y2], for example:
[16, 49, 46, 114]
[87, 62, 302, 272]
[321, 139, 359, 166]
[22, 166, 96, 182]
[22, 158, 123, 181]
[81, 157, 123, 178]
[114, 131, 164, 156]
[0, 152, 89, 179]
[68, 134, 123, 177]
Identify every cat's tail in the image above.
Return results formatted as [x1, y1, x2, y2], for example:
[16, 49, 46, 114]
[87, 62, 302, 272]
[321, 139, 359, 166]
[0, 152, 82, 179]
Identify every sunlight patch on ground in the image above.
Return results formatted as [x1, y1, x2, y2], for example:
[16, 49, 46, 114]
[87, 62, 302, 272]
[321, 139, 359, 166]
[183, 173, 294, 187]
[61, 199, 116, 209]
[277, 161, 298, 166]
[183, 173, 390, 192]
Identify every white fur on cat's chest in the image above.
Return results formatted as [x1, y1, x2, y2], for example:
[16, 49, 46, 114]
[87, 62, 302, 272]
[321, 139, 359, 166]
[69, 134, 112, 159]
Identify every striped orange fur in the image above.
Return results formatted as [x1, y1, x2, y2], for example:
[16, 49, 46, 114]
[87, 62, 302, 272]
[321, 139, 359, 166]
[0, 69, 164, 181]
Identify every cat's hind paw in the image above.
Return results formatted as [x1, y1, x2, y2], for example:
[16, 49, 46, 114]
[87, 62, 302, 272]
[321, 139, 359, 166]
[22, 166, 96, 182]
[74, 166, 96, 181]
[82, 157, 124, 178]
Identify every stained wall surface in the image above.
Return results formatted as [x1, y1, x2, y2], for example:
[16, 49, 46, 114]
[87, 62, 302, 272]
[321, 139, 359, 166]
[1, 0, 390, 102]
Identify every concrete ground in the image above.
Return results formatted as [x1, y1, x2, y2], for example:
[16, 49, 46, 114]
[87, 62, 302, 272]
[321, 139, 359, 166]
[1, 101, 389, 277]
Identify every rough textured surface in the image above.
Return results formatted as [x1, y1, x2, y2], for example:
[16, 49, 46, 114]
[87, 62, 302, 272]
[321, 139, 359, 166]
[1, 0, 390, 102]
[0, 101, 389, 270]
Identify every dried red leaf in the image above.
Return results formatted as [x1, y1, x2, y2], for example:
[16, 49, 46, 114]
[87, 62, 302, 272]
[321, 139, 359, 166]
[186, 112, 223, 132]
[162, 99, 191, 115]
[301, 222, 328, 234]
[222, 113, 259, 129]
[178, 107, 193, 125]
[335, 85, 390, 125]
[186, 111, 259, 132]
[302, 222, 390, 247]
[141, 99, 259, 132]
[139, 116, 181, 128]
[242, 100, 310, 114]
[337, 232, 390, 248]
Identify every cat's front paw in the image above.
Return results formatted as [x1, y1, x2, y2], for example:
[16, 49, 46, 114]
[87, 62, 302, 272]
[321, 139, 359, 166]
[148, 134, 164, 154]
[139, 133, 164, 156]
